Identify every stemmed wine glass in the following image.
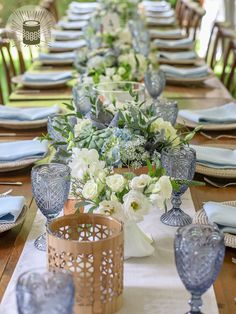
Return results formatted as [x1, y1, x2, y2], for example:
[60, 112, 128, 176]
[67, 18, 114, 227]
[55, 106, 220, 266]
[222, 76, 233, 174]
[156, 98, 179, 125]
[161, 146, 196, 227]
[174, 224, 225, 314]
[144, 68, 166, 101]
[129, 20, 150, 57]
[31, 163, 70, 251]
[16, 268, 75, 314]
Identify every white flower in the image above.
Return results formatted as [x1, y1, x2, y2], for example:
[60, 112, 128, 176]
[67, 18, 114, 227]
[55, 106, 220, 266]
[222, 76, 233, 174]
[98, 200, 124, 221]
[69, 148, 105, 180]
[74, 119, 92, 137]
[112, 74, 122, 82]
[105, 67, 116, 77]
[158, 176, 172, 200]
[106, 174, 126, 193]
[149, 176, 172, 209]
[150, 117, 180, 146]
[130, 174, 151, 191]
[123, 190, 151, 222]
[82, 76, 93, 84]
[117, 66, 126, 76]
[82, 180, 98, 200]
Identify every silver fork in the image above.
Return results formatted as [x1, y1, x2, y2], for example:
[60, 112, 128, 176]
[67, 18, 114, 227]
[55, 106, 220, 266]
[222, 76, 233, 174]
[200, 132, 236, 140]
[204, 177, 236, 188]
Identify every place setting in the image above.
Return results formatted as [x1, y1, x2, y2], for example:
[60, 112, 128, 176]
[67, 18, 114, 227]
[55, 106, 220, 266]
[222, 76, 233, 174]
[159, 64, 213, 85]
[178, 101, 236, 130]
[153, 36, 194, 50]
[157, 50, 200, 65]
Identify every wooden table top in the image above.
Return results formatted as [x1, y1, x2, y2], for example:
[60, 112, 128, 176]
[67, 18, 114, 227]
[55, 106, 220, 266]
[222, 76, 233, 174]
[1, 79, 236, 312]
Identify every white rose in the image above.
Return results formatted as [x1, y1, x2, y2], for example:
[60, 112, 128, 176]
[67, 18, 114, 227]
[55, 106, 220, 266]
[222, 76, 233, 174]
[82, 180, 98, 200]
[150, 193, 166, 210]
[123, 190, 151, 222]
[74, 119, 92, 137]
[98, 200, 124, 221]
[130, 174, 151, 191]
[106, 174, 126, 193]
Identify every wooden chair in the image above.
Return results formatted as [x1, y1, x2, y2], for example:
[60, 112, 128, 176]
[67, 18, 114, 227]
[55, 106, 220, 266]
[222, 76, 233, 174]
[40, 0, 59, 22]
[205, 22, 235, 70]
[220, 39, 236, 94]
[0, 29, 28, 102]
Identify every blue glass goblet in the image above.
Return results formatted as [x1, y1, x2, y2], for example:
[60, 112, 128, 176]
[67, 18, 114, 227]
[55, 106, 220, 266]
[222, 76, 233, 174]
[31, 163, 70, 251]
[161, 146, 196, 227]
[16, 268, 75, 314]
[174, 224, 225, 314]
[144, 69, 166, 100]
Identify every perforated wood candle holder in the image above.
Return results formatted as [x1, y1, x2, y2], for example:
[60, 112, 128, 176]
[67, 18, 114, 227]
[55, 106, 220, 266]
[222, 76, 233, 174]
[47, 213, 124, 314]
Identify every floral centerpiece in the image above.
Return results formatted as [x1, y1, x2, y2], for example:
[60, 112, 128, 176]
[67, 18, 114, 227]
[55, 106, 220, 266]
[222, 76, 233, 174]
[46, 88, 198, 169]
[69, 147, 173, 258]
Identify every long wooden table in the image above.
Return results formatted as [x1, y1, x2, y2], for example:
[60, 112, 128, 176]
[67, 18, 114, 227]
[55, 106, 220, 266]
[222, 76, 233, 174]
[1, 93, 236, 313]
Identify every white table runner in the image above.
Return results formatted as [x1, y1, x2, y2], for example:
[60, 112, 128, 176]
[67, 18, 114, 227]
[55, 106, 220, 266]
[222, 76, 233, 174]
[0, 189, 219, 314]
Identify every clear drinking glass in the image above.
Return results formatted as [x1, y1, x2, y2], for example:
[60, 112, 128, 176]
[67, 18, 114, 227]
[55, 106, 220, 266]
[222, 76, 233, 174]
[161, 146, 196, 226]
[144, 68, 166, 100]
[16, 268, 75, 314]
[174, 224, 225, 314]
[156, 98, 179, 125]
[31, 163, 70, 251]
[93, 81, 145, 105]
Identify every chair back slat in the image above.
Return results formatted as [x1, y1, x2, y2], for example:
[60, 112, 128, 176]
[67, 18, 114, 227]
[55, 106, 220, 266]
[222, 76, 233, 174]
[221, 39, 236, 93]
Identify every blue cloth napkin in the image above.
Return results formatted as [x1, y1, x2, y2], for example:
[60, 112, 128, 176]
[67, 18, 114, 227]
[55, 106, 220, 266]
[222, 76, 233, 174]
[160, 65, 209, 78]
[38, 51, 76, 61]
[191, 144, 236, 168]
[52, 30, 83, 40]
[154, 37, 193, 48]
[0, 140, 48, 162]
[147, 16, 175, 25]
[57, 20, 88, 30]
[146, 9, 174, 18]
[204, 201, 236, 234]
[0, 196, 25, 223]
[179, 103, 236, 124]
[49, 39, 86, 50]
[67, 13, 91, 21]
[0, 105, 59, 121]
[23, 71, 72, 82]
[143, 1, 171, 12]
[158, 51, 197, 60]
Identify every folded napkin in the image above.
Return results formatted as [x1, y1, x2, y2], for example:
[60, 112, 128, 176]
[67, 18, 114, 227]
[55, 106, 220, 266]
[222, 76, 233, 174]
[0, 105, 59, 121]
[147, 16, 175, 25]
[52, 30, 83, 40]
[143, 1, 171, 11]
[158, 51, 197, 60]
[0, 196, 25, 223]
[49, 39, 86, 50]
[146, 9, 174, 18]
[23, 71, 72, 82]
[160, 65, 209, 78]
[179, 103, 236, 124]
[154, 37, 193, 48]
[57, 20, 88, 30]
[67, 13, 91, 21]
[0, 140, 48, 162]
[69, 1, 98, 9]
[190, 144, 236, 169]
[150, 28, 183, 38]
[38, 51, 76, 61]
[204, 201, 236, 234]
